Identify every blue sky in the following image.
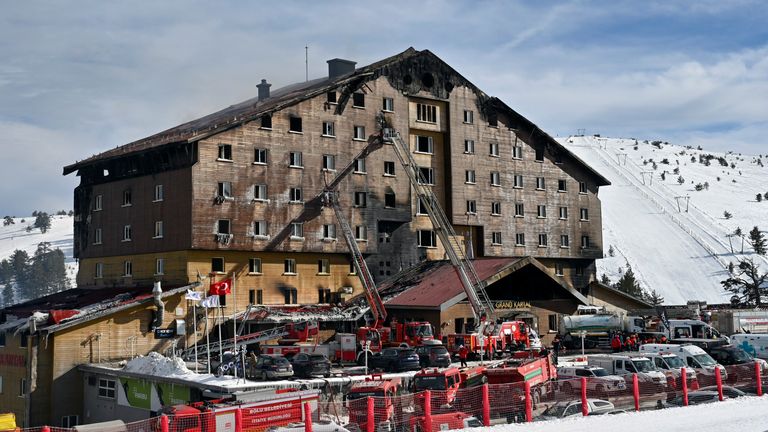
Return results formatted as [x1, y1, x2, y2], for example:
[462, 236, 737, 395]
[1, 1, 766, 215]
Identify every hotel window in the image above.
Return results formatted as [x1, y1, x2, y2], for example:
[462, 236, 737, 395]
[537, 205, 547, 218]
[211, 257, 225, 273]
[98, 379, 116, 399]
[384, 161, 395, 176]
[261, 114, 272, 129]
[536, 177, 546, 190]
[217, 181, 232, 199]
[249, 258, 262, 274]
[95, 262, 103, 279]
[216, 219, 231, 235]
[513, 175, 523, 188]
[579, 181, 588, 194]
[555, 262, 565, 276]
[580, 208, 590, 221]
[464, 139, 475, 154]
[289, 188, 303, 203]
[466, 200, 477, 214]
[323, 224, 336, 240]
[515, 233, 525, 246]
[254, 148, 267, 164]
[289, 151, 303, 168]
[418, 230, 437, 247]
[354, 191, 367, 207]
[581, 235, 591, 249]
[217, 144, 232, 161]
[154, 184, 164, 202]
[538, 234, 548, 247]
[560, 235, 570, 248]
[254, 184, 268, 201]
[318, 288, 332, 303]
[253, 220, 268, 237]
[289, 116, 302, 133]
[353, 158, 366, 174]
[322, 121, 335, 137]
[465, 170, 476, 184]
[322, 154, 336, 171]
[93, 228, 102, 245]
[382, 97, 394, 112]
[418, 167, 434, 185]
[491, 202, 501, 216]
[122, 189, 132, 206]
[491, 232, 502, 245]
[416, 135, 434, 154]
[122, 261, 133, 277]
[490, 171, 501, 186]
[417, 198, 429, 215]
[154, 221, 163, 238]
[463, 110, 474, 124]
[558, 179, 567, 192]
[251, 289, 263, 304]
[353, 125, 366, 141]
[355, 225, 367, 241]
[548, 314, 558, 332]
[122, 225, 132, 241]
[535, 146, 545, 161]
[318, 259, 330, 274]
[512, 145, 523, 159]
[327, 91, 337, 104]
[290, 222, 304, 239]
[489, 142, 499, 157]
[352, 92, 365, 108]
[284, 288, 298, 304]
[349, 261, 357, 275]
[559, 207, 568, 220]
[94, 194, 103, 211]
[416, 103, 437, 123]
[155, 258, 165, 275]
[284, 259, 297, 274]
[514, 202, 524, 217]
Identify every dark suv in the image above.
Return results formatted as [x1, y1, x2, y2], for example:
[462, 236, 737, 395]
[291, 353, 331, 378]
[415, 344, 451, 368]
[371, 348, 421, 372]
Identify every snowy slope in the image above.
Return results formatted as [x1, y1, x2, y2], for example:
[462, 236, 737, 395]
[0, 215, 77, 306]
[562, 136, 768, 305]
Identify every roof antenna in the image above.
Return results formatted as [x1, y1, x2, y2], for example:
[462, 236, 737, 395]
[305, 45, 309, 82]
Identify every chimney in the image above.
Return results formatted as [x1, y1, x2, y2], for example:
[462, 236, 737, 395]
[257, 79, 271, 101]
[327, 58, 357, 79]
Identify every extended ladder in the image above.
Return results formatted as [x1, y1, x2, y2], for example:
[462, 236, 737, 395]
[382, 127, 495, 323]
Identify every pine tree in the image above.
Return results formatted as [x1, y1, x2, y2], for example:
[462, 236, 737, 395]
[750, 226, 766, 255]
[3, 216, 14, 226]
[34, 212, 51, 234]
[600, 274, 611, 285]
[677, 176, 685, 185]
[723, 211, 732, 219]
[758, 194, 764, 203]
[644, 289, 665, 306]
[614, 266, 643, 298]
[722, 258, 768, 307]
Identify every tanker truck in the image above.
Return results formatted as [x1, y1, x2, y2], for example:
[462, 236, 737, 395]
[559, 306, 645, 349]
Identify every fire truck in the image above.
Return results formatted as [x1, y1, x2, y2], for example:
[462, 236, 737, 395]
[444, 320, 532, 359]
[162, 389, 319, 432]
[412, 366, 487, 407]
[346, 375, 404, 432]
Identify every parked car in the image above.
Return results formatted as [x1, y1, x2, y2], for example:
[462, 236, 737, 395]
[539, 399, 615, 419]
[247, 354, 294, 380]
[370, 348, 421, 372]
[663, 390, 727, 407]
[415, 344, 451, 368]
[698, 385, 748, 399]
[290, 353, 331, 378]
[556, 366, 626, 394]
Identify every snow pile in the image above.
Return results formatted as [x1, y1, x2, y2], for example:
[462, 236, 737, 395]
[562, 136, 768, 304]
[124, 352, 193, 377]
[467, 396, 768, 432]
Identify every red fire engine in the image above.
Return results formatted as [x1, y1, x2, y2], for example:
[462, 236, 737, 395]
[346, 375, 403, 431]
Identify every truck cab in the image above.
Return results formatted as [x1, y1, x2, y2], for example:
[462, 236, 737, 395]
[586, 354, 666, 391]
[412, 367, 486, 407]
[346, 376, 402, 432]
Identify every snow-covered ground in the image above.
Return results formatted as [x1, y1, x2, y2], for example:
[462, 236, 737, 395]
[562, 136, 768, 305]
[467, 396, 768, 432]
[0, 215, 77, 305]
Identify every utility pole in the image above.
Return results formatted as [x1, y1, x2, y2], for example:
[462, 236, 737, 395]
[305, 46, 309, 82]
[616, 153, 627, 165]
[674, 196, 690, 212]
[640, 171, 654, 185]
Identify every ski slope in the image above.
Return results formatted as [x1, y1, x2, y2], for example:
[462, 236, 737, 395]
[0, 215, 77, 306]
[563, 136, 768, 304]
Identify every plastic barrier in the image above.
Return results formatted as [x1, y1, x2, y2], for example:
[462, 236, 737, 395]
[681, 368, 688, 406]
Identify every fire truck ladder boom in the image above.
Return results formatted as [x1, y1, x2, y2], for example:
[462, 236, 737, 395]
[382, 127, 495, 323]
[181, 322, 301, 359]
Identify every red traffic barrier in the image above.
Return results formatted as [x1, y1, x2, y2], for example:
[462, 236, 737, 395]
[482, 384, 491, 426]
[525, 381, 533, 423]
[681, 367, 689, 406]
[304, 402, 312, 432]
[756, 362, 763, 397]
[715, 366, 724, 401]
[41, 427, 50, 432]
[581, 378, 588, 416]
[424, 390, 433, 432]
[632, 373, 640, 412]
[367, 397, 375, 432]
[160, 414, 170, 432]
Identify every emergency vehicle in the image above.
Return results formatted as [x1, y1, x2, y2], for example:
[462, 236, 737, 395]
[412, 367, 487, 407]
[444, 321, 531, 359]
[345, 375, 403, 432]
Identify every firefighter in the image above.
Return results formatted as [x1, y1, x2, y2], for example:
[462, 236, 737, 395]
[458, 344, 469, 368]
[611, 333, 622, 353]
[552, 333, 562, 365]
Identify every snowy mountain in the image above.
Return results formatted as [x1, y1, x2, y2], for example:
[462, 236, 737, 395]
[561, 135, 768, 305]
[0, 215, 77, 306]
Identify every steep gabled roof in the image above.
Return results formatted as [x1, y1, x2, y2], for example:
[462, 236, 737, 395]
[63, 47, 608, 186]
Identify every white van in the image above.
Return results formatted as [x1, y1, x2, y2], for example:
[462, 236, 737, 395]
[730, 334, 768, 360]
[556, 365, 626, 393]
[626, 352, 697, 389]
[639, 344, 726, 386]
[586, 354, 666, 391]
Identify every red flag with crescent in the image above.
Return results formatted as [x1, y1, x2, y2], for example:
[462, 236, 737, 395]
[209, 278, 232, 295]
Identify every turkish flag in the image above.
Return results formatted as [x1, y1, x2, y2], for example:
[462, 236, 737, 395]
[209, 278, 232, 295]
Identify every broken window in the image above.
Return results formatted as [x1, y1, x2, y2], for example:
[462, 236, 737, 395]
[260, 114, 272, 129]
[416, 135, 433, 154]
[327, 91, 337, 104]
[354, 191, 367, 207]
[417, 230, 437, 247]
[216, 220, 230, 235]
[217, 182, 232, 198]
[284, 288, 298, 304]
[558, 179, 567, 192]
[211, 257, 225, 273]
[218, 144, 232, 161]
[417, 198, 429, 215]
[416, 103, 437, 123]
[385, 192, 396, 208]
[352, 93, 365, 108]
[535, 146, 545, 162]
[384, 161, 395, 176]
[417, 167, 434, 185]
